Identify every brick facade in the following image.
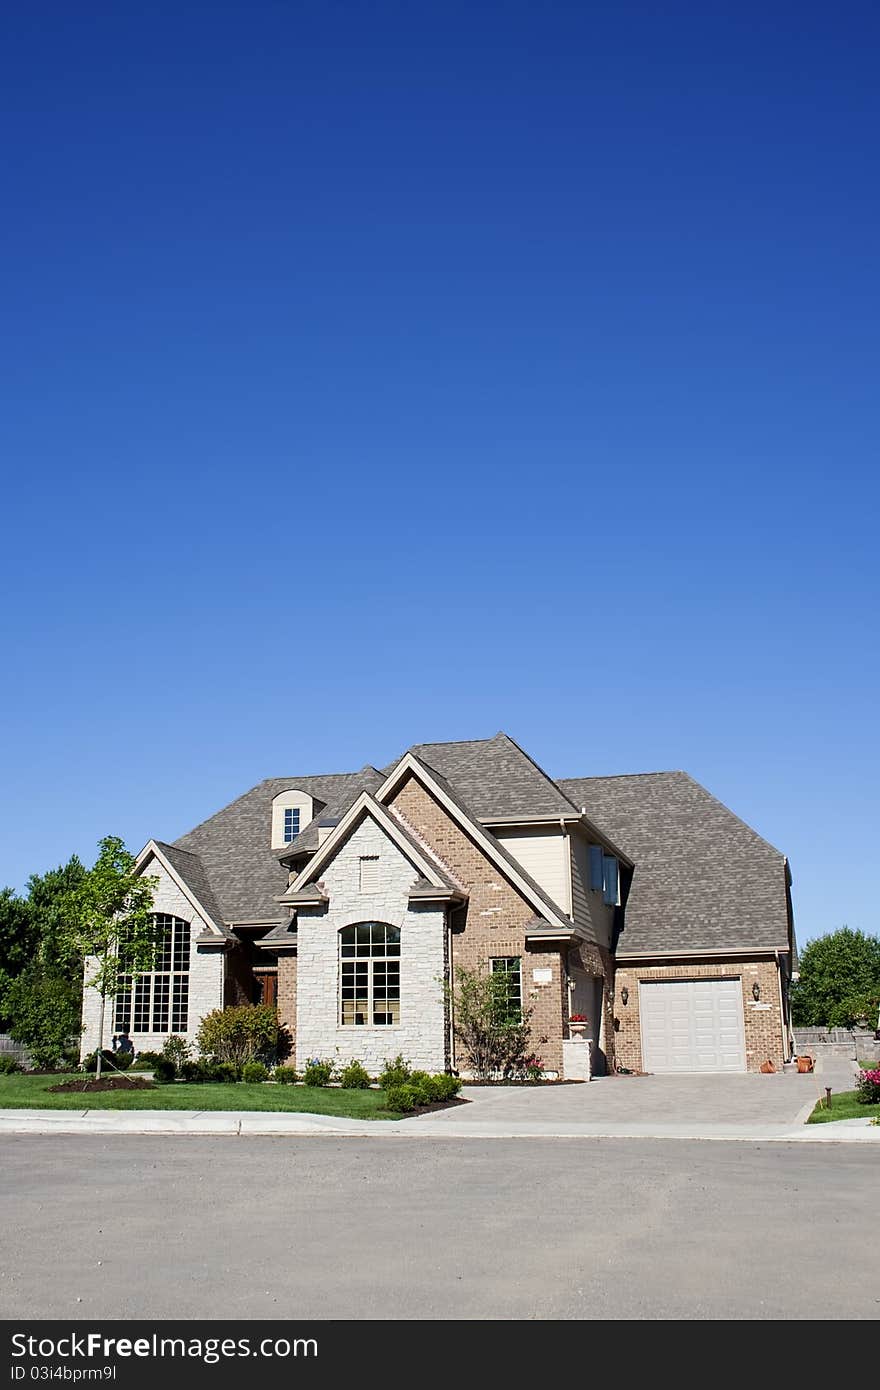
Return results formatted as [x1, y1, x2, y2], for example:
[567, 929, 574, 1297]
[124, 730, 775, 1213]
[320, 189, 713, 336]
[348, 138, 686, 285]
[614, 957, 786, 1073]
[389, 773, 580, 1075]
[277, 951, 297, 1055]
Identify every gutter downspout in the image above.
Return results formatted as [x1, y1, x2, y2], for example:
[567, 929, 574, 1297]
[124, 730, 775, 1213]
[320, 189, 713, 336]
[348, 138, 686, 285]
[775, 948, 789, 1062]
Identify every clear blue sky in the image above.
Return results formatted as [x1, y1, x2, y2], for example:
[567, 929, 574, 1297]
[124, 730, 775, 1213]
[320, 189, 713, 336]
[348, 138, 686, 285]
[1, 2, 877, 945]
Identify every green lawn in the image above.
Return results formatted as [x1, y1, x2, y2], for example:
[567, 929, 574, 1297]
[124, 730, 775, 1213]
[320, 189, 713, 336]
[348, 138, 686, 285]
[807, 1089, 880, 1124]
[0, 1073, 400, 1119]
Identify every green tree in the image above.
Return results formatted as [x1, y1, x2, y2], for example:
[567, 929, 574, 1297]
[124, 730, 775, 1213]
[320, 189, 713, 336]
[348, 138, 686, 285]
[26, 857, 87, 971]
[446, 965, 539, 1080]
[0, 856, 90, 1055]
[0, 888, 36, 1027]
[791, 928, 880, 1028]
[61, 837, 158, 1078]
[4, 968, 82, 1069]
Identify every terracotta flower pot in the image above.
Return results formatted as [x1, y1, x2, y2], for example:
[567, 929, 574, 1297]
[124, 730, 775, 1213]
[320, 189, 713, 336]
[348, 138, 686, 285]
[796, 1055, 814, 1073]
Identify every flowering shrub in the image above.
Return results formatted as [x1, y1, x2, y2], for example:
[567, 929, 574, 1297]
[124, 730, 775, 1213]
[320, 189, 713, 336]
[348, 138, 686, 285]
[856, 1068, 880, 1105]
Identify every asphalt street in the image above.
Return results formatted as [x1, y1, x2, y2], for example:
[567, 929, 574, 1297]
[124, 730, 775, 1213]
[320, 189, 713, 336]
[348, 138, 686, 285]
[1, 1135, 877, 1320]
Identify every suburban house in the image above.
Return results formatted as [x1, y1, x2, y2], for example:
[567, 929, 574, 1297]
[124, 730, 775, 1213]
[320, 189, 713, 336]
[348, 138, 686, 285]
[80, 733, 797, 1077]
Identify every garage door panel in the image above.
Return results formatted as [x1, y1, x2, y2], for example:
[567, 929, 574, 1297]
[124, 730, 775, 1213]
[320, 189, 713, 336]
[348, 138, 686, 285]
[639, 979, 746, 1073]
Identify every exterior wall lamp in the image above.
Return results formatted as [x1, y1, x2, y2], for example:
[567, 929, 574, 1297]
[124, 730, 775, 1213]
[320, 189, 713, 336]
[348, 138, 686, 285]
[752, 981, 761, 1001]
[620, 986, 629, 1006]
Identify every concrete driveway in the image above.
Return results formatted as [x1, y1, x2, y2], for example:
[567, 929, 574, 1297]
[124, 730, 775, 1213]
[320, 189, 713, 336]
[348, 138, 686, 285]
[404, 1056, 858, 1136]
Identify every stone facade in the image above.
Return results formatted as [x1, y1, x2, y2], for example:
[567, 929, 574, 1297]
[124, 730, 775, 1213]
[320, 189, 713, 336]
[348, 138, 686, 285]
[389, 773, 576, 1075]
[294, 814, 447, 1073]
[614, 957, 786, 1073]
[80, 855, 226, 1058]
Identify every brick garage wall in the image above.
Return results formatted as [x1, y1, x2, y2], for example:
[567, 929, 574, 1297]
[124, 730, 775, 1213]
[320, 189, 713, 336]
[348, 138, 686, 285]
[614, 958, 785, 1073]
[277, 952, 297, 1054]
[80, 856, 225, 1058]
[390, 774, 568, 1075]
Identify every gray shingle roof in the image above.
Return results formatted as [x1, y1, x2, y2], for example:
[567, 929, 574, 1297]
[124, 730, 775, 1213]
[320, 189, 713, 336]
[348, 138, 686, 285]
[174, 773, 373, 922]
[559, 772, 792, 955]
[152, 841, 228, 934]
[411, 733, 581, 820]
[280, 767, 385, 857]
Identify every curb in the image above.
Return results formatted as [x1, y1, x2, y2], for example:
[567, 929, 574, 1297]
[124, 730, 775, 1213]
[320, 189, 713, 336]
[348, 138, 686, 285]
[0, 1108, 877, 1143]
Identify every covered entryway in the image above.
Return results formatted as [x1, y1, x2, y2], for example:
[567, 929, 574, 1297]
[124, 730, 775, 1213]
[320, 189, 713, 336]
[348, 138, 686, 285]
[639, 978, 746, 1073]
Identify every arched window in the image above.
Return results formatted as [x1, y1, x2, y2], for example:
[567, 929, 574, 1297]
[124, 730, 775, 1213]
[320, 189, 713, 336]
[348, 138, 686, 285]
[339, 924, 400, 1026]
[114, 914, 191, 1035]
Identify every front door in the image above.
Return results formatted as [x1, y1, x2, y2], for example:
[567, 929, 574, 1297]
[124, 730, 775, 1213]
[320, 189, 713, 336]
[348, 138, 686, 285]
[253, 972, 278, 1007]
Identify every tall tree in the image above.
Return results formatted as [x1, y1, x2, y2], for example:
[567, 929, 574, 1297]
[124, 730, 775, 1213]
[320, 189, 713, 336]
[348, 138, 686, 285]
[61, 837, 158, 1078]
[0, 888, 36, 1026]
[1, 856, 89, 1060]
[791, 928, 880, 1028]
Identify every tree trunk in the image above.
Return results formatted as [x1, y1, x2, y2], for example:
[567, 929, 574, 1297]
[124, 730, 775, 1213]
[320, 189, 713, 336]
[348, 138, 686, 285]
[96, 991, 106, 1080]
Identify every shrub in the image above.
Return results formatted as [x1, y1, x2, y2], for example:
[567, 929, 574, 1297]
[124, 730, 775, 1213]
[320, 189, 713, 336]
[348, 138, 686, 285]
[303, 1058, 334, 1087]
[83, 1048, 130, 1074]
[856, 1068, 880, 1105]
[384, 1074, 461, 1112]
[0, 1056, 21, 1075]
[211, 1061, 241, 1083]
[447, 965, 538, 1080]
[2, 966, 82, 1071]
[161, 1035, 191, 1073]
[274, 1065, 298, 1085]
[379, 1053, 411, 1089]
[407, 1070, 434, 1105]
[242, 1061, 268, 1084]
[426, 1073, 462, 1102]
[196, 1004, 280, 1068]
[339, 1061, 372, 1089]
[385, 1083, 417, 1113]
[130, 1050, 164, 1071]
[152, 1058, 177, 1083]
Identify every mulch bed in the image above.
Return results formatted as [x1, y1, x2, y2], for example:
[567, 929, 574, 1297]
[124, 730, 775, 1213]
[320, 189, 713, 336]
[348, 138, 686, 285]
[48, 1077, 157, 1094]
[464, 1079, 586, 1087]
[404, 1096, 470, 1116]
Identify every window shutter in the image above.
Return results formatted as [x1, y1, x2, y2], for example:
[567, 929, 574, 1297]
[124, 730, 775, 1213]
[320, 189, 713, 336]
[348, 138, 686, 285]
[589, 845, 604, 891]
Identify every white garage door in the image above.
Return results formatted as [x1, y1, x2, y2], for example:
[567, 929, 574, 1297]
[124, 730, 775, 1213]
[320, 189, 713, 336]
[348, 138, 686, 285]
[639, 979, 746, 1073]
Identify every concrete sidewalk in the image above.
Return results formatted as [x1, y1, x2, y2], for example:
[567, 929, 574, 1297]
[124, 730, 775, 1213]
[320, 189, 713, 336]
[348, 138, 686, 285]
[0, 1107, 876, 1143]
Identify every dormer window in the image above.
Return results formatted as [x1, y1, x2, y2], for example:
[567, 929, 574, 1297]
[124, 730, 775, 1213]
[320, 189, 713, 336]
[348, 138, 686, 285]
[271, 789, 314, 849]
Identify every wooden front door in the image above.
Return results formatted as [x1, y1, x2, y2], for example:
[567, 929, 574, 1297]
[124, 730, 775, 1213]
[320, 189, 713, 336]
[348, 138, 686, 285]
[254, 972, 278, 1007]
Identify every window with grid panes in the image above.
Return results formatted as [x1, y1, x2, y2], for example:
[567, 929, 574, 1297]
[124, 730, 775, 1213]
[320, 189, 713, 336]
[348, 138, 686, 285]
[490, 957, 523, 1022]
[339, 923, 400, 1025]
[114, 914, 190, 1034]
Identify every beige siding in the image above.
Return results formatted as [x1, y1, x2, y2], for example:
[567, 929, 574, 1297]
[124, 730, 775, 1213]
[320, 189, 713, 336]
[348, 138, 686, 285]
[495, 828, 570, 914]
[570, 833, 616, 948]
